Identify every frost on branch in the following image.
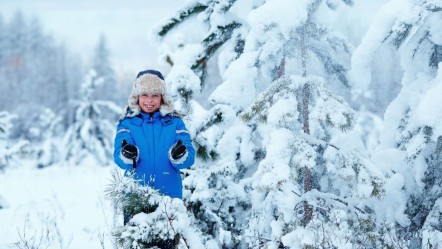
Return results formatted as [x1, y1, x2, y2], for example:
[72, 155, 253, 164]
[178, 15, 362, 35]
[106, 170, 204, 249]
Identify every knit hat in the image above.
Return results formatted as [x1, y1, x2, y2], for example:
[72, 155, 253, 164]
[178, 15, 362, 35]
[124, 70, 175, 117]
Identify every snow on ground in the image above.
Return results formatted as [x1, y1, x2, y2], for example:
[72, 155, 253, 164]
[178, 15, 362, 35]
[0, 159, 119, 249]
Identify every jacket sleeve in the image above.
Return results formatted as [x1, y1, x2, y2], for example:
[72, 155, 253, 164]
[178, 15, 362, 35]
[169, 118, 195, 170]
[113, 120, 135, 171]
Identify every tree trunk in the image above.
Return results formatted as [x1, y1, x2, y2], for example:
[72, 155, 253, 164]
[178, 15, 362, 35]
[300, 23, 313, 226]
[275, 57, 286, 80]
[302, 83, 313, 225]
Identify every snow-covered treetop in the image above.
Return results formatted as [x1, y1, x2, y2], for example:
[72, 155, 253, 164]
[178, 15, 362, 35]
[351, 0, 442, 92]
[210, 0, 354, 111]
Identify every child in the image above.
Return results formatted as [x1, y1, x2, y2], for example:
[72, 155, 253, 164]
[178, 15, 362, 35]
[113, 69, 195, 224]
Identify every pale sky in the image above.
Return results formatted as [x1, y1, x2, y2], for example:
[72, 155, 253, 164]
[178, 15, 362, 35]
[1, 0, 387, 77]
[1, 0, 182, 76]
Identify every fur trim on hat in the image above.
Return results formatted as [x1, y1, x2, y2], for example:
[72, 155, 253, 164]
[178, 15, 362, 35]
[134, 74, 165, 95]
[122, 72, 175, 118]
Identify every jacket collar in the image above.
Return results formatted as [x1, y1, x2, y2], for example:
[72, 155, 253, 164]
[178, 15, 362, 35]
[129, 111, 165, 126]
[140, 111, 161, 120]
[128, 111, 176, 126]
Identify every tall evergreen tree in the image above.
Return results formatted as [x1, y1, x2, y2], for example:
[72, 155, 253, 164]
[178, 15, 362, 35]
[352, 0, 442, 247]
[4, 10, 28, 105]
[91, 34, 119, 104]
[152, 0, 386, 248]
[0, 14, 6, 63]
[230, 1, 385, 248]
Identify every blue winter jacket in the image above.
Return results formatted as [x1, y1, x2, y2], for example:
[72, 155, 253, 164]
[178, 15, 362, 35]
[113, 111, 195, 198]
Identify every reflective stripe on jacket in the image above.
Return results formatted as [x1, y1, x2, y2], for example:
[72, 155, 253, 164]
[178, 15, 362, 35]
[113, 111, 195, 198]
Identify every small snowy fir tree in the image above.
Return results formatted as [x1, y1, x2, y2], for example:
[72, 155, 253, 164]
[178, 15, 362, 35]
[33, 108, 64, 168]
[62, 70, 121, 166]
[0, 111, 28, 171]
[106, 170, 205, 249]
[0, 111, 14, 171]
[91, 34, 120, 105]
[352, 0, 442, 247]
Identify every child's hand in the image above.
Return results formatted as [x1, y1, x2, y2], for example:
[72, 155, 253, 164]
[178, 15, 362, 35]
[171, 140, 187, 160]
[122, 140, 138, 159]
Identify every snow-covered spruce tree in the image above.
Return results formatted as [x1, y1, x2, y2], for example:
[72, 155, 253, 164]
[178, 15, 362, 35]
[0, 111, 28, 171]
[106, 170, 205, 249]
[210, 0, 385, 248]
[34, 108, 64, 168]
[62, 70, 121, 166]
[352, 1, 442, 247]
[152, 1, 258, 247]
[0, 111, 15, 171]
[0, 111, 13, 209]
[152, 0, 385, 247]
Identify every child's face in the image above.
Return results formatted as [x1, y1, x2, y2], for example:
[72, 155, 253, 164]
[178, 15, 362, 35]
[138, 93, 162, 113]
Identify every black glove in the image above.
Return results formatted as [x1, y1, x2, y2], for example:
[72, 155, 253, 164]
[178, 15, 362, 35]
[171, 140, 187, 160]
[122, 140, 138, 160]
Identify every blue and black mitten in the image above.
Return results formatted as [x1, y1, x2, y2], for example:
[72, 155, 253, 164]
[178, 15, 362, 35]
[169, 140, 187, 163]
[121, 140, 139, 169]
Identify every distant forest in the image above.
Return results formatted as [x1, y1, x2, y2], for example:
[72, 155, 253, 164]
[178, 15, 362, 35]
[0, 11, 127, 140]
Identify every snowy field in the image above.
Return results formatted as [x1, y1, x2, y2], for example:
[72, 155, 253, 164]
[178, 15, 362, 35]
[0, 160, 118, 248]
[1, 0, 441, 248]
